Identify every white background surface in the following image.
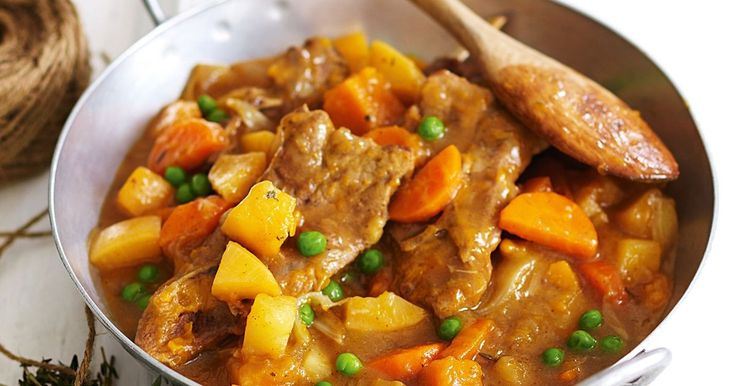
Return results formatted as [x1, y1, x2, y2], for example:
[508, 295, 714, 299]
[0, 0, 734, 384]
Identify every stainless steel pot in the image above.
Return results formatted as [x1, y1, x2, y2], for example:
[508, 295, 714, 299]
[49, 0, 715, 385]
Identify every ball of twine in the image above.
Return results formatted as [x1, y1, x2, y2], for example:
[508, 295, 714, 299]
[0, 0, 90, 181]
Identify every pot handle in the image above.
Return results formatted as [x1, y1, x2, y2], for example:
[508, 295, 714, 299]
[576, 348, 671, 386]
[143, 0, 168, 26]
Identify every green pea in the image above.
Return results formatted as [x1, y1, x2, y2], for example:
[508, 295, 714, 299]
[417, 116, 445, 141]
[567, 330, 597, 352]
[321, 279, 344, 302]
[600, 335, 624, 353]
[335, 352, 363, 376]
[437, 316, 463, 341]
[191, 173, 212, 197]
[197, 94, 218, 116]
[300, 303, 315, 327]
[121, 282, 144, 302]
[175, 183, 195, 204]
[297, 231, 327, 257]
[164, 166, 187, 187]
[137, 264, 160, 283]
[315, 382, 332, 386]
[136, 294, 152, 310]
[541, 347, 565, 367]
[357, 249, 384, 274]
[579, 309, 603, 331]
[206, 108, 229, 124]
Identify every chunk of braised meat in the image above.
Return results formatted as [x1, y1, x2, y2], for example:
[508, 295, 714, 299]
[418, 70, 493, 155]
[260, 108, 414, 295]
[393, 73, 546, 318]
[135, 231, 242, 368]
[268, 38, 349, 113]
[424, 57, 487, 87]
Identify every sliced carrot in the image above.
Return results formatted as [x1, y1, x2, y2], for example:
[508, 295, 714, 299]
[420, 356, 483, 386]
[147, 118, 229, 174]
[559, 367, 581, 383]
[439, 318, 494, 360]
[499, 192, 598, 260]
[159, 196, 231, 260]
[521, 176, 553, 193]
[364, 126, 425, 165]
[323, 67, 405, 135]
[389, 145, 463, 223]
[367, 342, 446, 381]
[579, 260, 628, 304]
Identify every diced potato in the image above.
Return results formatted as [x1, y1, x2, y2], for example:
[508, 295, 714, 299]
[616, 238, 662, 286]
[491, 356, 527, 386]
[208, 153, 267, 204]
[243, 294, 297, 358]
[344, 291, 427, 332]
[652, 196, 678, 252]
[221, 180, 297, 258]
[211, 241, 281, 302]
[302, 343, 332, 382]
[90, 216, 162, 270]
[334, 31, 370, 73]
[369, 40, 426, 103]
[614, 189, 661, 239]
[546, 260, 580, 291]
[240, 130, 277, 155]
[116, 166, 174, 216]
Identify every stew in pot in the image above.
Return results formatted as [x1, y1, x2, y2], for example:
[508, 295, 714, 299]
[89, 32, 678, 386]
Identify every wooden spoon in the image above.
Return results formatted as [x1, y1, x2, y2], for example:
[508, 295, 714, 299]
[409, 0, 679, 181]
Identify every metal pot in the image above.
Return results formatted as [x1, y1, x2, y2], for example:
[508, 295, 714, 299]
[49, 0, 715, 384]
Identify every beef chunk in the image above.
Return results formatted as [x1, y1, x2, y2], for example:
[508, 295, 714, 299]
[393, 73, 547, 318]
[268, 38, 348, 113]
[260, 108, 414, 295]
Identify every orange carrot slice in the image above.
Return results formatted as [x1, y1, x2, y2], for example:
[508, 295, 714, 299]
[389, 145, 463, 223]
[579, 260, 628, 304]
[147, 118, 229, 174]
[367, 342, 446, 381]
[499, 192, 598, 259]
[439, 319, 494, 360]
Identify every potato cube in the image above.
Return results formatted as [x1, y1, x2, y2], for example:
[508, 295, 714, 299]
[614, 189, 661, 239]
[208, 153, 267, 204]
[243, 294, 297, 358]
[211, 241, 281, 302]
[221, 180, 297, 258]
[652, 196, 678, 252]
[117, 166, 173, 216]
[615, 238, 662, 286]
[240, 131, 276, 155]
[333, 31, 369, 73]
[370, 40, 426, 103]
[344, 291, 427, 332]
[90, 216, 162, 270]
[546, 260, 580, 291]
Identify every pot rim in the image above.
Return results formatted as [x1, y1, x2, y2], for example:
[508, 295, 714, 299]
[48, 0, 718, 384]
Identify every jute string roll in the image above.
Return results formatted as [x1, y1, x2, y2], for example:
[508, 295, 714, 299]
[0, 0, 90, 181]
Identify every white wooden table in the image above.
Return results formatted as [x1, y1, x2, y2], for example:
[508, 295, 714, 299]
[1, 1, 734, 384]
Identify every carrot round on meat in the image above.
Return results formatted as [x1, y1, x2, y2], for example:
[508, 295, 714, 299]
[389, 145, 463, 223]
[499, 192, 598, 260]
[147, 118, 229, 174]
